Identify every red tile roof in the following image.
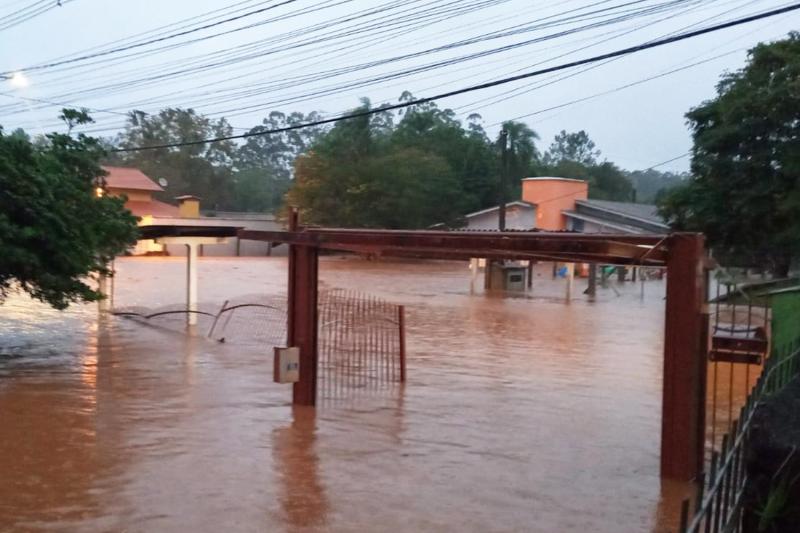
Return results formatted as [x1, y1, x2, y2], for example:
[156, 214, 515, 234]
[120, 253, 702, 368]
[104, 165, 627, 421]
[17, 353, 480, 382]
[125, 200, 180, 217]
[102, 166, 163, 192]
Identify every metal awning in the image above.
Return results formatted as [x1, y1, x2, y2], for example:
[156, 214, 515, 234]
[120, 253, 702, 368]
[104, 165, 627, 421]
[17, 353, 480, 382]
[239, 227, 670, 266]
[139, 225, 241, 240]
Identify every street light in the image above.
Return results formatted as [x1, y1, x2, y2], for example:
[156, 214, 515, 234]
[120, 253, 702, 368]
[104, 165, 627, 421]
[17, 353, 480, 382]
[2, 71, 29, 88]
[9, 72, 29, 88]
[94, 175, 107, 198]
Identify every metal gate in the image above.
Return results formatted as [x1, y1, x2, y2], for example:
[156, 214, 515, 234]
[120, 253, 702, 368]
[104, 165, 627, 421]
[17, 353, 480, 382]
[317, 289, 406, 398]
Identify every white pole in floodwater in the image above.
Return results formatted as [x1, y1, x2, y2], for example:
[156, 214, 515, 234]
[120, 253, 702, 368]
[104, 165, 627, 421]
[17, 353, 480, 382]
[186, 243, 199, 326]
[155, 236, 229, 328]
[469, 258, 478, 294]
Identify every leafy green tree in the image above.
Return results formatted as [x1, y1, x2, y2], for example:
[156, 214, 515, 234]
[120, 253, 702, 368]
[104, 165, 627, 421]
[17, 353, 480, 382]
[587, 161, 634, 201]
[543, 130, 600, 166]
[535, 129, 634, 201]
[394, 100, 497, 211]
[236, 110, 325, 180]
[232, 111, 325, 213]
[0, 111, 139, 309]
[659, 34, 800, 275]
[287, 97, 476, 228]
[111, 108, 236, 210]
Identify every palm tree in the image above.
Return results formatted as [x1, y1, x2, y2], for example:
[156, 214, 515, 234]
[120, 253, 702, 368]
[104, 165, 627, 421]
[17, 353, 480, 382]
[497, 121, 539, 207]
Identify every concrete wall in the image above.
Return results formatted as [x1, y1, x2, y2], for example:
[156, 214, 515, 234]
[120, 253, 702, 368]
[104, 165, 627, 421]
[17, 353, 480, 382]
[521, 177, 588, 230]
[110, 188, 152, 202]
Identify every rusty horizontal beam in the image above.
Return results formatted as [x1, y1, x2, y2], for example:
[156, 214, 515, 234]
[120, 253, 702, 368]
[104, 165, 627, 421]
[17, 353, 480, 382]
[319, 243, 660, 265]
[310, 227, 666, 244]
[238, 229, 668, 265]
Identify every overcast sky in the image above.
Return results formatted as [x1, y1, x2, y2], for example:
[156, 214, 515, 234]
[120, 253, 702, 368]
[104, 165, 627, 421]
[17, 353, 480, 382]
[1, 0, 797, 172]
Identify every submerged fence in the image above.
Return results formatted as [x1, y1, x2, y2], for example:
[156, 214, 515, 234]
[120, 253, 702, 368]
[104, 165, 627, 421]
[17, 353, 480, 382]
[112, 288, 406, 392]
[679, 281, 800, 533]
[318, 289, 406, 397]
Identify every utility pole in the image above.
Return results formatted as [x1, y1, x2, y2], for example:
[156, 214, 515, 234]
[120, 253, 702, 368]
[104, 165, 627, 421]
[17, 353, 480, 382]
[498, 129, 508, 231]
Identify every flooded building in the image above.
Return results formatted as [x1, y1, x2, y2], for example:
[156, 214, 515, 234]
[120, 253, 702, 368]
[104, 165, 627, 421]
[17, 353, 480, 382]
[102, 166, 282, 256]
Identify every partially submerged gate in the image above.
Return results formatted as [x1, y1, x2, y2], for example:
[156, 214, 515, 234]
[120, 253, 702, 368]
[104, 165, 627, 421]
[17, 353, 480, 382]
[241, 213, 708, 481]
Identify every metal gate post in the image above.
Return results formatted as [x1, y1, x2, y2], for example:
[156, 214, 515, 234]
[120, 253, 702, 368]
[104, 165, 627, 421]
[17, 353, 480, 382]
[661, 233, 708, 480]
[287, 210, 319, 406]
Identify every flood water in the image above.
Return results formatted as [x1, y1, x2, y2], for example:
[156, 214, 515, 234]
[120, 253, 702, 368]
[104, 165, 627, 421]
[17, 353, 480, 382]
[0, 256, 694, 532]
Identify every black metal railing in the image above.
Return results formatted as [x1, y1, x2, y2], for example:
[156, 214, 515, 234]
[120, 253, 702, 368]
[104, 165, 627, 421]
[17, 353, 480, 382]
[679, 341, 800, 533]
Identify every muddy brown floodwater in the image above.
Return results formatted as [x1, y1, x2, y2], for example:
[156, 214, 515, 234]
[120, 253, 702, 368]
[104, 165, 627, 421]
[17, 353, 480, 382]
[0, 256, 694, 532]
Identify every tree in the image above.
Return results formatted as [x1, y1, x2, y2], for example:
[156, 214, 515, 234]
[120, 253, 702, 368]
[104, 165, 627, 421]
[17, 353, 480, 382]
[543, 130, 600, 166]
[286, 96, 479, 228]
[111, 108, 236, 210]
[236, 110, 325, 180]
[0, 111, 139, 309]
[232, 111, 325, 213]
[499, 120, 539, 200]
[659, 34, 800, 274]
[587, 162, 634, 201]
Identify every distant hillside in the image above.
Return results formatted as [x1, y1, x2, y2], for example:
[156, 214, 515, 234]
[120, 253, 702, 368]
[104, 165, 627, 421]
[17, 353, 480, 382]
[625, 169, 689, 203]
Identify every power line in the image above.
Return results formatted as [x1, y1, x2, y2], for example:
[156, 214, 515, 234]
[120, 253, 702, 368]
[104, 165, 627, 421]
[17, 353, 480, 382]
[645, 152, 691, 170]
[0, 0, 68, 31]
[110, 3, 800, 153]
[1, 0, 661, 122]
[0, 0, 300, 76]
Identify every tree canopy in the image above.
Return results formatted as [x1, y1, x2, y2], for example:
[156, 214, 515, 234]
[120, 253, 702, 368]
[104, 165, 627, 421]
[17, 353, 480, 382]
[287, 98, 505, 228]
[535, 129, 634, 202]
[658, 33, 800, 274]
[0, 111, 139, 309]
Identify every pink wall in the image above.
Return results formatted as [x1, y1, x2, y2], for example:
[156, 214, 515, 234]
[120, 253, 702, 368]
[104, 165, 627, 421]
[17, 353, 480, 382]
[521, 178, 588, 230]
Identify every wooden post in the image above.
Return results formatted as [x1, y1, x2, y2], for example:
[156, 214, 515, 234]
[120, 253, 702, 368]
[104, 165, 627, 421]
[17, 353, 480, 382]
[585, 263, 597, 296]
[565, 262, 574, 302]
[661, 233, 707, 481]
[287, 208, 319, 406]
[235, 237, 241, 257]
[398, 305, 406, 382]
[110, 259, 116, 309]
[527, 261, 533, 289]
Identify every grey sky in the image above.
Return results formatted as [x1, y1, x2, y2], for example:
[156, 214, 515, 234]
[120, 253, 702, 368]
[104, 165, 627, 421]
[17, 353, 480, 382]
[1, 0, 797, 172]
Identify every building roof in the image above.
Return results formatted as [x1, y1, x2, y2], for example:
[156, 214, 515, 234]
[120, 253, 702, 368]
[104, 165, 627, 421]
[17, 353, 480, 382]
[562, 209, 650, 234]
[464, 201, 536, 219]
[125, 200, 180, 217]
[102, 166, 163, 192]
[575, 199, 668, 228]
[521, 176, 587, 184]
[175, 195, 201, 201]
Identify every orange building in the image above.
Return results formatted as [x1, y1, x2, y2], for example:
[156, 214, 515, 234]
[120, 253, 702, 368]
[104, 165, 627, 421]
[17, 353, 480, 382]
[102, 166, 180, 217]
[520, 177, 588, 230]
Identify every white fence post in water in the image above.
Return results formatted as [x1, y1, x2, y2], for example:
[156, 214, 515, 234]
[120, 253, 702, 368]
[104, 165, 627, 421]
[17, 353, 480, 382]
[186, 242, 198, 325]
[155, 236, 230, 327]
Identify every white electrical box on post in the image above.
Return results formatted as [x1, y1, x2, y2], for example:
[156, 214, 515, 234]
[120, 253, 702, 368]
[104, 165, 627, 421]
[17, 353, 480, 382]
[273, 347, 300, 383]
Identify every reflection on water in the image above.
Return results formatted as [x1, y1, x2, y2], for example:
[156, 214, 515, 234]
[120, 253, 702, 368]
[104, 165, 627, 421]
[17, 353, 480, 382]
[273, 407, 329, 531]
[0, 256, 695, 532]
